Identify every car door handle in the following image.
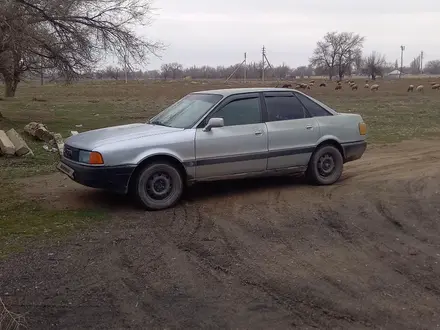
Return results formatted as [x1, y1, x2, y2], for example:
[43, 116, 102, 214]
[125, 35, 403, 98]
[306, 125, 314, 130]
[254, 130, 264, 135]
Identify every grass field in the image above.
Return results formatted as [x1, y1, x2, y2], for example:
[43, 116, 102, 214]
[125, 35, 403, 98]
[1, 77, 440, 257]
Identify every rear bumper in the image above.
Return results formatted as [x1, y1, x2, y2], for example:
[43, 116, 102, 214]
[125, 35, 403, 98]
[342, 141, 367, 163]
[57, 158, 136, 194]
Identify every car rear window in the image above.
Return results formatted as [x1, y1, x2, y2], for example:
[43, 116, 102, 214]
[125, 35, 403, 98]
[295, 93, 332, 117]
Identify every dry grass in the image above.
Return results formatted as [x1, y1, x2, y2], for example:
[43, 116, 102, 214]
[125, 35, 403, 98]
[0, 297, 27, 330]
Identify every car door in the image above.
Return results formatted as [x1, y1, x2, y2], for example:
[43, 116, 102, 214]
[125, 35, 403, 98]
[195, 93, 268, 179]
[263, 91, 321, 170]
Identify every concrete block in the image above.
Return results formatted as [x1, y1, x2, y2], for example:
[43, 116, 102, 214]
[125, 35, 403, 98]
[70, 131, 79, 136]
[0, 130, 16, 155]
[6, 128, 33, 156]
[52, 133, 64, 156]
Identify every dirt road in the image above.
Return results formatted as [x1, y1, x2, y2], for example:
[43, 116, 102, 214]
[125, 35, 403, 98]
[2, 140, 440, 329]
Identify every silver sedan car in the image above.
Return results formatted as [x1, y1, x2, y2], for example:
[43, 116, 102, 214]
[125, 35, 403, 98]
[58, 88, 367, 210]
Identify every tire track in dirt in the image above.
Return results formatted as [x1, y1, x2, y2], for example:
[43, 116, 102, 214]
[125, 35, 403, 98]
[4, 140, 440, 329]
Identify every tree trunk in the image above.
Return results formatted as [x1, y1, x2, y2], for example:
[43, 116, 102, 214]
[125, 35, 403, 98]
[371, 73, 376, 80]
[4, 75, 19, 97]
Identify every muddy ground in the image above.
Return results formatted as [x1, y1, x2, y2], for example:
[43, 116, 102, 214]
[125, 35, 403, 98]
[1, 140, 440, 329]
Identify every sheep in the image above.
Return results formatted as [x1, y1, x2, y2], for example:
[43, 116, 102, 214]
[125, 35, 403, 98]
[430, 82, 438, 86]
[407, 85, 414, 92]
[309, 82, 315, 87]
[351, 84, 358, 91]
[364, 83, 370, 89]
[296, 83, 310, 90]
[416, 85, 424, 92]
[432, 84, 440, 90]
[281, 84, 292, 88]
[349, 81, 355, 87]
[365, 79, 369, 83]
[309, 80, 315, 84]
[335, 85, 342, 90]
[370, 84, 379, 91]
[319, 82, 326, 87]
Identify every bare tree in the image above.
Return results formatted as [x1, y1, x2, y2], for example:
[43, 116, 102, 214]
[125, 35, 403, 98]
[292, 65, 313, 78]
[169, 62, 183, 79]
[410, 56, 421, 74]
[104, 66, 122, 80]
[160, 63, 172, 80]
[0, 0, 163, 97]
[425, 60, 440, 75]
[310, 31, 364, 80]
[363, 51, 386, 80]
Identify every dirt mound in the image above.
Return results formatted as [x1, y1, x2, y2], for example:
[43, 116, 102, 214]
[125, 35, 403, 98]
[3, 139, 440, 329]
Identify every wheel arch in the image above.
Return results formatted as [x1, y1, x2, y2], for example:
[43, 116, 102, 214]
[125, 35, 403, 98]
[128, 154, 188, 193]
[314, 139, 345, 160]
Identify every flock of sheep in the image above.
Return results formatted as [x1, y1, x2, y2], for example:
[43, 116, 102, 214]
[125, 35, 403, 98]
[280, 80, 440, 92]
[407, 82, 440, 92]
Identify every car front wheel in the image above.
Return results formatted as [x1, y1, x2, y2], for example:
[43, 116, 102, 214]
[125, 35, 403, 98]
[307, 145, 343, 185]
[135, 162, 183, 210]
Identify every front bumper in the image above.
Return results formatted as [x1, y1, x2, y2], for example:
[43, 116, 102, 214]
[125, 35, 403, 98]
[342, 141, 367, 163]
[57, 158, 136, 194]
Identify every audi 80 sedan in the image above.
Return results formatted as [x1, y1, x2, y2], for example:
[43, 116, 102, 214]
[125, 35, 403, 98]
[58, 88, 367, 210]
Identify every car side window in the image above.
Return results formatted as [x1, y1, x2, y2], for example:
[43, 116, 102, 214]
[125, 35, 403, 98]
[264, 95, 306, 122]
[295, 93, 332, 117]
[211, 97, 261, 126]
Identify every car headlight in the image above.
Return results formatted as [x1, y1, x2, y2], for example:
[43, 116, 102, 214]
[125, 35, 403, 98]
[78, 150, 104, 164]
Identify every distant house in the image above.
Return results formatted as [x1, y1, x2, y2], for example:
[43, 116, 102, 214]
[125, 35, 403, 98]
[387, 69, 403, 79]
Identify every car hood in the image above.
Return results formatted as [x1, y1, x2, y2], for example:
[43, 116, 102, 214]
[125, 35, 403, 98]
[65, 123, 183, 150]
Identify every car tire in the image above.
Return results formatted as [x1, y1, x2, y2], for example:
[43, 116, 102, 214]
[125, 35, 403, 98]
[135, 162, 183, 211]
[307, 145, 343, 185]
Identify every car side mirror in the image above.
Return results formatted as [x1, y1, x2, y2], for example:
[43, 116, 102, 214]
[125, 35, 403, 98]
[203, 118, 224, 131]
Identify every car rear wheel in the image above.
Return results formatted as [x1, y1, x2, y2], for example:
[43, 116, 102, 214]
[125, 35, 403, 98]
[307, 145, 343, 185]
[135, 162, 183, 210]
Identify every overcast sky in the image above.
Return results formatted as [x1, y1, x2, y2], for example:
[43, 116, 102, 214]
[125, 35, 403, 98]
[136, 0, 440, 70]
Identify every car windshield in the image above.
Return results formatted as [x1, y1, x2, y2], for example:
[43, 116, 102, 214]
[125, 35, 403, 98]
[149, 93, 223, 128]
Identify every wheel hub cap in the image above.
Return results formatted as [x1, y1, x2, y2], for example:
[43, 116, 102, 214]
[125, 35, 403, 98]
[318, 154, 335, 176]
[147, 173, 172, 199]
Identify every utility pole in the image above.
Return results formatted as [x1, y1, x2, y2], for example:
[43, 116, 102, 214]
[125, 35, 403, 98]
[244, 52, 247, 83]
[225, 53, 247, 83]
[420, 51, 424, 74]
[400, 45, 405, 79]
[262, 45, 266, 82]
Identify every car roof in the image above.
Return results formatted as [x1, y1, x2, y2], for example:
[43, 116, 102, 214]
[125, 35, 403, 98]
[192, 87, 297, 97]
